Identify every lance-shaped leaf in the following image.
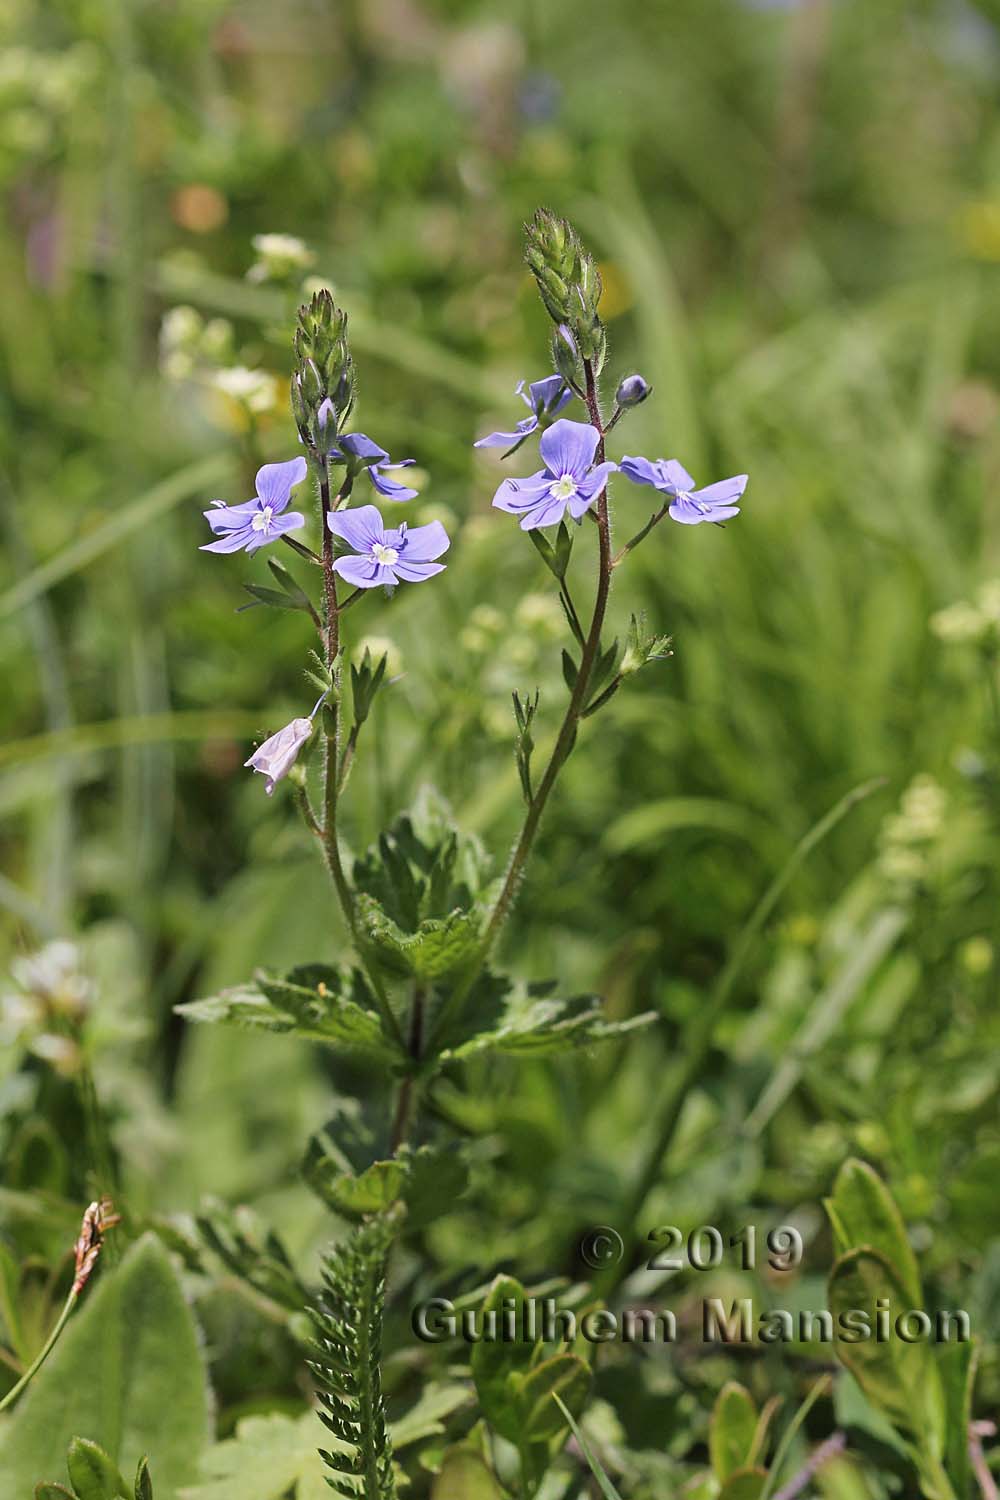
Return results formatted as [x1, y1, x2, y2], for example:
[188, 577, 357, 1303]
[938, 1340, 977, 1500]
[717, 1469, 767, 1500]
[438, 992, 656, 1061]
[709, 1384, 759, 1482]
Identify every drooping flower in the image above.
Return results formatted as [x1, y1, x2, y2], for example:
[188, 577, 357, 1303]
[491, 418, 617, 531]
[325, 423, 418, 501]
[245, 694, 325, 795]
[326, 504, 449, 589]
[619, 456, 747, 525]
[201, 457, 307, 554]
[474, 374, 571, 450]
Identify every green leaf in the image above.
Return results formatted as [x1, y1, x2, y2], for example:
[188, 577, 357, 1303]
[828, 1248, 944, 1458]
[177, 965, 399, 1059]
[241, 583, 312, 614]
[470, 1278, 537, 1444]
[517, 1353, 590, 1444]
[357, 897, 484, 983]
[303, 1154, 409, 1221]
[938, 1340, 977, 1500]
[389, 1385, 472, 1449]
[710, 1383, 759, 1481]
[430, 1447, 504, 1500]
[34, 1486, 76, 1500]
[0, 1234, 209, 1497]
[66, 1438, 130, 1500]
[177, 1413, 328, 1500]
[824, 1159, 923, 1307]
[439, 992, 656, 1061]
[719, 1468, 768, 1500]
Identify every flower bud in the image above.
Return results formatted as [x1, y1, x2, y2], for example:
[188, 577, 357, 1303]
[615, 373, 651, 408]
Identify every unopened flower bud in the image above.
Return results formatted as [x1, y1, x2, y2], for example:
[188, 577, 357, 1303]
[615, 373, 651, 408]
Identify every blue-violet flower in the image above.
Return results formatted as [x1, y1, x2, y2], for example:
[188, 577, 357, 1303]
[491, 418, 617, 531]
[324, 420, 418, 502]
[619, 456, 747, 525]
[327, 504, 449, 588]
[474, 374, 571, 449]
[201, 457, 307, 554]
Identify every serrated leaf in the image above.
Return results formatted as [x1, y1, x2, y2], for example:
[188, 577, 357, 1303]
[439, 993, 656, 1061]
[177, 966, 398, 1058]
[357, 897, 484, 983]
[304, 1154, 409, 1220]
[828, 1248, 944, 1458]
[66, 1438, 130, 1500]
[0, 1235, 209, 1497]
[177, 1413, 328, 1500]
[825, 1159, 922, 1307]
[710, 1383, 758, 1482]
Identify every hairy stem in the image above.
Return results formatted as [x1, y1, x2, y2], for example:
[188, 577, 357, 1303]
[429, 358, 613, 1049]
[389, 984, 425, 1154]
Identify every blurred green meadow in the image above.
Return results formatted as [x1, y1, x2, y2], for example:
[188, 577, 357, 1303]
[2, 0, 1000, 1494]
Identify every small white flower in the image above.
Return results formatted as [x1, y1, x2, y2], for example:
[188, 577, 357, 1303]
[247, 233, 315, 283]
[210, 365, 279, 414]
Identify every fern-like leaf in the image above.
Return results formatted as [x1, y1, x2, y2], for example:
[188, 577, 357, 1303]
[310, 1212, 401, 1500]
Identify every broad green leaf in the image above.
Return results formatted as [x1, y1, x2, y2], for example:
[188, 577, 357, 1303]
[719, 1468, 768, 1500]
[66, 1438, 130, 1500]
[303, 1155, 408, 1220]
[517, 1352, 590, 1443]
[430, 1447, 504, 1500]
[440, 993, 655, 1061]
[938, 1340, 977, 1500]
[828, 1248, 944, 1458]
[0, 1234, 209, 1498]
[303, 1142, 468, 1228]
[710, 1383, 759, 1481]
[177, 965, 398, 1058]
[357, 896, 484, 982]
[177, 1414, 328, 1500]
[824, 1159, 922, 1307]
[470, 1277, 537, 1444]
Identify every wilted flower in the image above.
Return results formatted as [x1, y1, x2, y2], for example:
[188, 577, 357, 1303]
[201, 458, 307, 555]
[491, 419, 617, 531]
[73, 1197, 121, 1295]
[325, 427, 418, 501]
[245, 694, 325, 795]
[615, 373, 651, 408]
[619, 456, 747, 525]
[327, 504, 450, 588]
[474, 375, 571, 449]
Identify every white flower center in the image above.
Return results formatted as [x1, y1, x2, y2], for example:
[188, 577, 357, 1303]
[372, 542, 399, 565]
[252, 505, 275, 532]
[551, 474, 577, 500]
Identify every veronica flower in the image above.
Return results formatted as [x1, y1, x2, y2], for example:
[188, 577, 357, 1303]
[201, 457, 307, 554]
[327, 504, 449, 589]
[245, 694, 325, 795]
[474, 374, 571, 450]
[491, 419, 617, 531]
[619, 456, 747, 525]
[325, 424, 418, 502]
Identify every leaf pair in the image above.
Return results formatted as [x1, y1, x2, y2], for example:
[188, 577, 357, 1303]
[36, 1440, 151, 1500]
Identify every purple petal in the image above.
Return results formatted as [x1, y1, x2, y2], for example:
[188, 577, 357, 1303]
[203, 500, 262, 533]
[527, 374, 570, 414]
[491, 472, 553, 514]
[691, 474, 748, 506]
[244, 511, 305, 552]
[519, 495, 569, 531]
[619, 455, 663, 489]
[200, 524, 257, 553]
[392, 559, 447, 582]
[327, 504, 385, 553]
[255, 457, 307, 512]
[668, 496, 715, 525]
[474, 421, 537, 449]
[393, 519, 450, 563]
[574, 460, 618, 504]
[539, 419, 599, 479]
[660, 459, 697, 493]
[333, 554, 394, 589]
[340, 432, 388, 463]
[369, 467, 418, 502]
